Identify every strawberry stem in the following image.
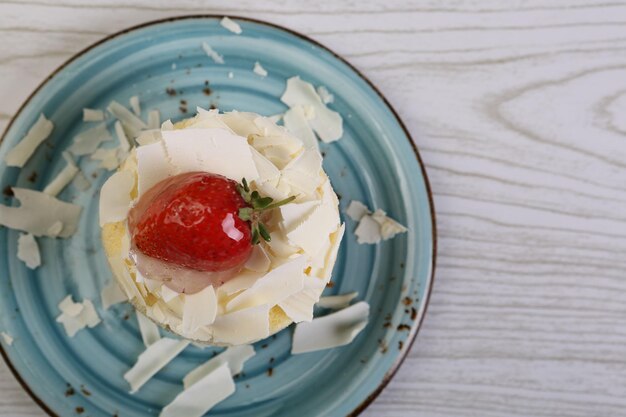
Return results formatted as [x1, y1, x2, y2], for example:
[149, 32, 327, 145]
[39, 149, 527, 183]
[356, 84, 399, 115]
[237, 178, 296, 244]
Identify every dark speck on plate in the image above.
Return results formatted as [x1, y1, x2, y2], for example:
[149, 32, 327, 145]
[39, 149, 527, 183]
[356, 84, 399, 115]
[80, 386, 91, 396]
[166, 87, 177, 96]
[180, 99, 187, 105]
[27, 171, 38, 183]
[410, 307, 417, 321]
[203, 87, 212, 95]
[398, 341, 404, 350]
[91, 172, 98, 178]
[326, 281, 335, 288]
[65, 384, 75, 397]
[402, 296, 412, 306]
[267, 367, 273, 377]
[397, 324, 411, 332]
[179, 105, 188, 113]
[75, 406, 84, 414]
[209, 103, 217, 110]
[261, 344, 268, 349]
[269, 357, 275, 364]
[378, 339, 388, 354]
[2, 186, 14, 197]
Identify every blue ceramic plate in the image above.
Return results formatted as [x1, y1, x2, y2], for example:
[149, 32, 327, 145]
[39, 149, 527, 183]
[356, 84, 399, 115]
[0, 16, 435, 417]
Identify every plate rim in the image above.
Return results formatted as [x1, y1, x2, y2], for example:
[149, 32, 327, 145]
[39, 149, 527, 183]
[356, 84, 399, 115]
[0, 14, 437, 417]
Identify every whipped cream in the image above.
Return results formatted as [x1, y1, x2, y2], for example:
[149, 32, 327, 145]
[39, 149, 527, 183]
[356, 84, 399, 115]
[100, 108, 343, 345]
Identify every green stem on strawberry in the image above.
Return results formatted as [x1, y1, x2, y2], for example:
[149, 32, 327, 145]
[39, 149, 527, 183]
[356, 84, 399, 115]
[237, 178, 296, 244]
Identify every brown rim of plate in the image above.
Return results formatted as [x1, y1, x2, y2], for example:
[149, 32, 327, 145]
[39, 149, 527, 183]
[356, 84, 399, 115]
[0, 15, 437, 417]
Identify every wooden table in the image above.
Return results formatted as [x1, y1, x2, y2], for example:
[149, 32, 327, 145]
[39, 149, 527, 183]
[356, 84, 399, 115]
[1, 1, 625, 416]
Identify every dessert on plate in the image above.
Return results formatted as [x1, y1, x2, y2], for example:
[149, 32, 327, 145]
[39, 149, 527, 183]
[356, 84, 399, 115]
[100, 108, 344, 346]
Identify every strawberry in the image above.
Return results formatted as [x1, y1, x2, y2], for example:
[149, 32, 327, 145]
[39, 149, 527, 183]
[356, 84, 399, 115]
[131, 172, 253, 272]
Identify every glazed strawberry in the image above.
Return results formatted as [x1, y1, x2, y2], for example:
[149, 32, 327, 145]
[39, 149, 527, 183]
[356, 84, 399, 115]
[130, 172, 253, 272]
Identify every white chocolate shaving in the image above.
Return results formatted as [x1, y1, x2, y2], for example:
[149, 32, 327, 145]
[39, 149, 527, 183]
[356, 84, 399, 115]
[292, 302, 369, 354]
[99, 171, 134, 226]
[316, 86, 334, 104]
[244, 245, 271, 273]
[1, 332, 13, 346]
[182, 286, 217, 335]
[107, 100, 147, 139]
[160, 128, 259, 183]
[281, 76, 343, 142]
[160, 362, 235, 417]
[17, 233, 40, 269]
[129, 96, 141, 116]
[226, 256, 307, 312]
[317, 292, 358, 309]
[201, 42, 224, 64]
[220, 17, 242, 34]
[91, 147, 120, 171]
[56, 295, 101, 337]
[147, 110, 161, 130]
[68, 123, 112, 156]
[345, 200, 369, 221]
[279, 277, 325, 323]
[72, 171, 91, 191]
[101, 280, 127, 310]
[0, 188, 82, 237]
[211, 304, 270, 345]
[136, 312, 161, 347]
[43, 153, 79, 196]
[124, 338, 189, 393]
[183, 344, 254, 389]
[115, 121, 131, 152]
[253, 61, 268, 77]
[83, 108, 104, 122]
[4, 114, 53, 167]
[283, 105, 318, 151]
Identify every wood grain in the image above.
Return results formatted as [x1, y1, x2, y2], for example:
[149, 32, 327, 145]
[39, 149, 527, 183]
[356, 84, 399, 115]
[1, 0, 626, 416]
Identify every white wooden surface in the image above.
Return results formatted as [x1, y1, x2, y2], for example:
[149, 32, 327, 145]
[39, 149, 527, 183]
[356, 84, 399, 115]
[1, 0, 626, 416]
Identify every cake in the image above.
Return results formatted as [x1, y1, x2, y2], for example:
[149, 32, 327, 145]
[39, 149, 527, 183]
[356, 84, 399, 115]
[100, 108, 344, 346]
